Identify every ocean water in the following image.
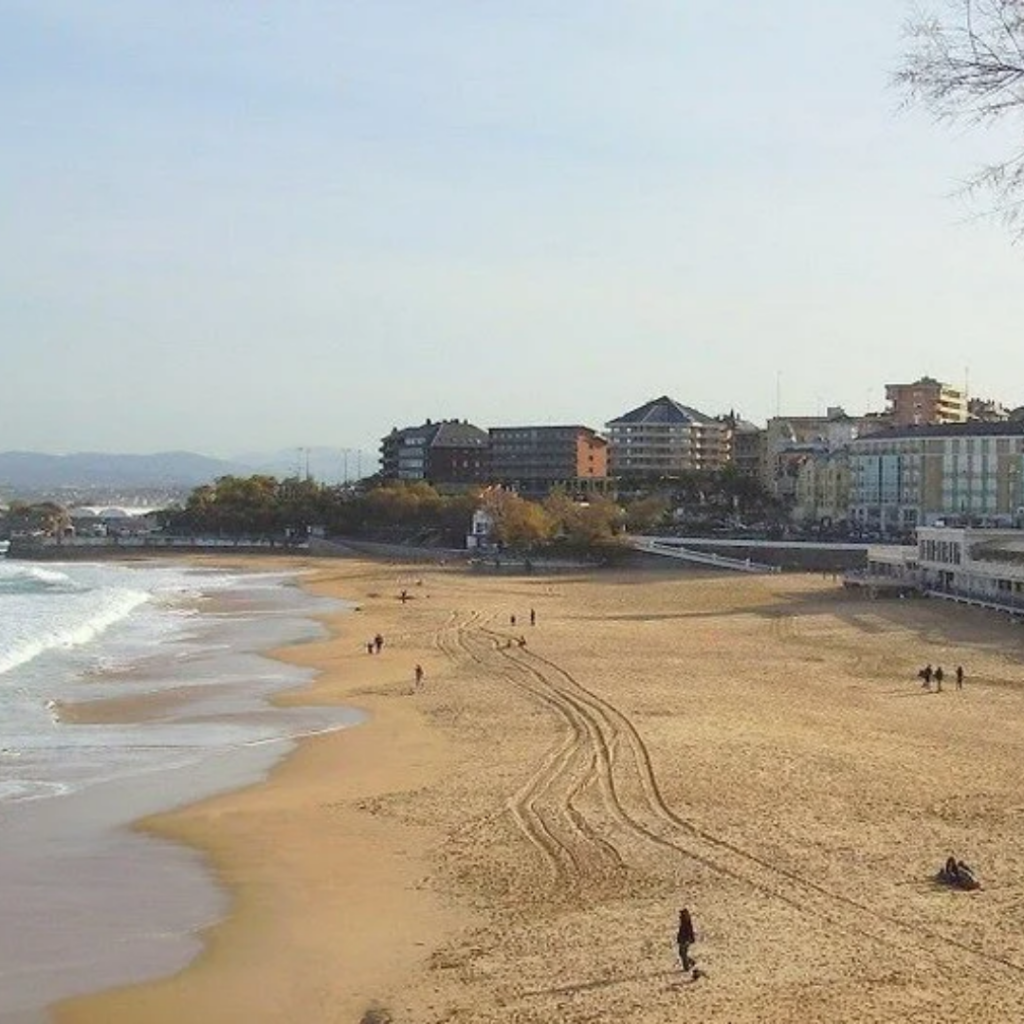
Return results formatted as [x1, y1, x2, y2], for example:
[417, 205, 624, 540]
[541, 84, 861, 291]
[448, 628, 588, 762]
[0, 558, 363, 1022]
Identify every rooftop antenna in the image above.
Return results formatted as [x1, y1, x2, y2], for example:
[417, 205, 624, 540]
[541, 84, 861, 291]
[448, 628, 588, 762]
[775, 370, 781, 418]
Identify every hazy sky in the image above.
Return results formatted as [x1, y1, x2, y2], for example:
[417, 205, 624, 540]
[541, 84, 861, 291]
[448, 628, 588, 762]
[5, 1, 1023, 458]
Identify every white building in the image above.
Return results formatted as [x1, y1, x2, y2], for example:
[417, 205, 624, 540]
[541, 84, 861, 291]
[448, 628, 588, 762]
[915, 526, 1024, 612]
[466, 508, 496, 550]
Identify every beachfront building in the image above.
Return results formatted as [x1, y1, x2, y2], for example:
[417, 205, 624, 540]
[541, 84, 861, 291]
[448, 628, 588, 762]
[466, 507, 496, 550]
[847, 422, 1024, 538]
[488, 425, 609, 499]
[885, 376, 967, 427]
[916, 526, 1024, 612]
[605, 396, 728, 477]
[379, 419, 490, 486]
[848, 525, 1024, 612]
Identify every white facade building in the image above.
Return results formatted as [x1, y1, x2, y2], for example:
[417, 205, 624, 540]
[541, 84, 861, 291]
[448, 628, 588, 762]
[915, 526, 1024, 612]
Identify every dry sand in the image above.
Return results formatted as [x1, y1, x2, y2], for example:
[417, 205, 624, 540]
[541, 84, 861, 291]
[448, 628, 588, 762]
[54, 558, 1024, 1023]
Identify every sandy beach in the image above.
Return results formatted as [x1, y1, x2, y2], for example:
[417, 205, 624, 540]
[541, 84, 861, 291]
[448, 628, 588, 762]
[53, 557, 1024, 1023]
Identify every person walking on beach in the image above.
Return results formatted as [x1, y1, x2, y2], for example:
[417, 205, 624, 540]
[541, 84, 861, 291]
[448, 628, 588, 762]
[676, 908, 696, 971]
[920, 664, 933, 689]
[414, 663, 424, 690]
[366, 640, 375, 655]
[510, 614, 517, 627]
[956, 665, 964, 690]
[374, 633, 384, 654]
[934, 665, 944, 691]
[530, 608, 536, 626]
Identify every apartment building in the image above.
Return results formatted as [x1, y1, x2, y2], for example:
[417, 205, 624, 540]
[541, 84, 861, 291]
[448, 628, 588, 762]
[605, 396, 728, 475]
[847, 422, 1024, 536]
[488, 425, 608, 498]
[718, 413, 765, 479]
[379, 419, 490, 485]
[793, 449, 851, 527]
[885, 376, 967, 427]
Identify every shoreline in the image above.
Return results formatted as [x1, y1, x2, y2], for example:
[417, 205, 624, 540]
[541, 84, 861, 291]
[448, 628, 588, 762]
[0, 556, 362, 1023]
[53, 556, 473, 1023]
[54, 557, 1024, 1023]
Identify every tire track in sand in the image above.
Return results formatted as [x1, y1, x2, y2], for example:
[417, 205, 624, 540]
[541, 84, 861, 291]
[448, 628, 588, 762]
[440, 614, 1024, 983]
[435, 613, 621, 897]
[512, 639, 1024, 983]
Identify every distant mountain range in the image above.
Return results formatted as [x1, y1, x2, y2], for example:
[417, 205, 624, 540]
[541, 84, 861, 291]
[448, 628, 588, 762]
[0, 448, 375, 494]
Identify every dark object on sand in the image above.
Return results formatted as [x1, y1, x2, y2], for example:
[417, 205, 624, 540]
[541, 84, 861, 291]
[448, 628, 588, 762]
[677, 908, 696, 970]
[937, 856, 979, 890]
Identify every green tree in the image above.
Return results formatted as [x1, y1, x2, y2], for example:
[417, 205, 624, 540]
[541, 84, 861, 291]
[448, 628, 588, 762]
[624, 495, 670, 533]
[5, 500, 71, 537]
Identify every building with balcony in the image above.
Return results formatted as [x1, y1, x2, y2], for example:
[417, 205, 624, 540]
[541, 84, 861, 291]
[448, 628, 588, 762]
[718, 413, 765, 479]
[606, 396, 728, 476]
[847, 422, 1024, 537]
[488, 425, 609, 498]
[379, 419, 490, 486]
[885, 376, 967, 427]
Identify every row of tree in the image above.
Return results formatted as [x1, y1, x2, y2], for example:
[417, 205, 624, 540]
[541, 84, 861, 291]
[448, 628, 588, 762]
[159, 477, 631, 552]
[2, 468, 781, 550]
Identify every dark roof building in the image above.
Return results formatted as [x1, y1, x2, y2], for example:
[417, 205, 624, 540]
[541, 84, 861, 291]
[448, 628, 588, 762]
[605, 396, 729, 474]
[379, 419, 490, 485]
[855, 421, 1024, 442]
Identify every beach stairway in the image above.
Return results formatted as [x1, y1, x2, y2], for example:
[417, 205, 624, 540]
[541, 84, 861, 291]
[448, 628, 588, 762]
[627, 536, 780, 574]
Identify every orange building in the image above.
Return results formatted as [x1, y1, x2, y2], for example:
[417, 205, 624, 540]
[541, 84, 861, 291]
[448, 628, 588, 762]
[488, 425, 609, 498]
[885, 377, 967, 427]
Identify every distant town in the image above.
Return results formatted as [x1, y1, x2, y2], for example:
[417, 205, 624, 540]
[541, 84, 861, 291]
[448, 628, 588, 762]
[3, 376, 1024, 547]
[6, 375, 1024, 617]
[379, 376, 1024, 540]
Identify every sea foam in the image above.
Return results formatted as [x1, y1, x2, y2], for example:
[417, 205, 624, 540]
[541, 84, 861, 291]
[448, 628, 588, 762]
[0, 573, 150, 677]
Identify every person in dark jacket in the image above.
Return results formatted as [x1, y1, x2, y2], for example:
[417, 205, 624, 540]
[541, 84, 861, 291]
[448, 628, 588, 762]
[676, 908, 696, 970]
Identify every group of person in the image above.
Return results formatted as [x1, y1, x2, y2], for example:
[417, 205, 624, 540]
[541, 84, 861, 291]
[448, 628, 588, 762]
[366, 633, 385, 655]
[938, 854, 979, 890]
[917, 663, 965, 691]
[509, 609, 537, 627]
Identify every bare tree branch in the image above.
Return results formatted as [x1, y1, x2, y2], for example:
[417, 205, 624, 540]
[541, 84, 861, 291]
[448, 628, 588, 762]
[896, 0, 1024, 236]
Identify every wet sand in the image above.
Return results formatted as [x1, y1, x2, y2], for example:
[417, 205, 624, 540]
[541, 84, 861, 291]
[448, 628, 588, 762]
[55, 558, 1024, 1023]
